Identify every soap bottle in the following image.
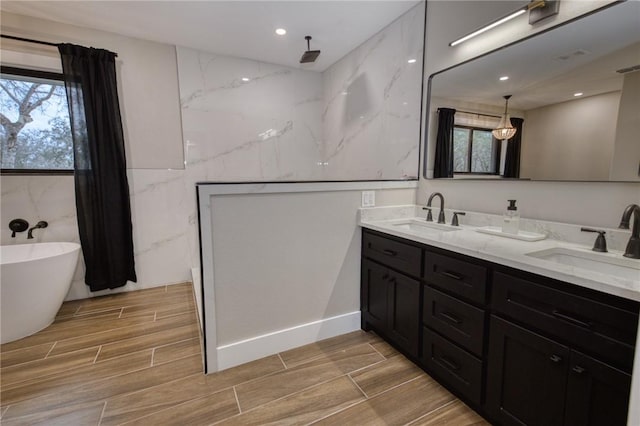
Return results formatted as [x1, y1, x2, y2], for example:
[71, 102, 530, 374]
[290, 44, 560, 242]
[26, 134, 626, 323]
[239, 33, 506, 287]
[502, 199, 520, 234]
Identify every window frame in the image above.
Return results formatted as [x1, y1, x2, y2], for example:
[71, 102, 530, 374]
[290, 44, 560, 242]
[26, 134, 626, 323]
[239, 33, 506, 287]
[453, 124, 500, 175]
[0, 65, 74, 176]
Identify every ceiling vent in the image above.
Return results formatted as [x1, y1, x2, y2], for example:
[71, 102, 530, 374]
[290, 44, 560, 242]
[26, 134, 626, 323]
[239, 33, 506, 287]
[554, 49, 591, 61]
[616, 64, 640, 74]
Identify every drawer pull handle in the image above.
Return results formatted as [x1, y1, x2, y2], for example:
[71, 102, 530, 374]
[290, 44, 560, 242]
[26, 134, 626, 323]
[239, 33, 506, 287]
[440, 311, 462, 324]
[440, 271, 463, 281]
[572, 365, 587, 374]
[439, 356, 461, 371]
[551, 310, 592, 329]
[383, 249, 398, 257]
[549, 354, 563, 363]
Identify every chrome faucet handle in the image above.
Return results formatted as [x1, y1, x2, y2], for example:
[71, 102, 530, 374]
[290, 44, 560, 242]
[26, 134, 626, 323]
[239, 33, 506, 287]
[451, 211, 466, 227]
[437, 210, 446, 224]
[422, 207, 433, 222]
[581, 227, 607, 253]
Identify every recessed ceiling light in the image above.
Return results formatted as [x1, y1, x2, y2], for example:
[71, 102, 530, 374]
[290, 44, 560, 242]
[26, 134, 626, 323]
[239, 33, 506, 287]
[242, 77, 250, 82]
[499, 76, 509, 81]
[275, 28, 287, 36]
[407, 58, 417, 64]
[574, 92, 583, 97]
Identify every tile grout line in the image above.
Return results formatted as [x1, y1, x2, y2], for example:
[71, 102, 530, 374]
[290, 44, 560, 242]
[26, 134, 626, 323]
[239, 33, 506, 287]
[97, 400, 108, 426]
[118, 307, 124, 319]
[43, 341, 57, 359]
[347, 373, 369, 398]
[93, 346, 103, 364]
[277, 353, 288, 369]
[404, 398, 457, 426]
[233, 385, 242, 413]
[150, 348, 156, 366]
[367, 342, 388, 360]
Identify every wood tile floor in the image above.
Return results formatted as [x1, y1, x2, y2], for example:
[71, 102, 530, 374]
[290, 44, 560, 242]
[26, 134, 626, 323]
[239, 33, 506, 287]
[0, 283, 489, 425]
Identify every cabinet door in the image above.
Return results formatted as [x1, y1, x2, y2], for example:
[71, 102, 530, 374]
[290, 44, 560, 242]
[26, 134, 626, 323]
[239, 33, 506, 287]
[564, 350, 631, 426]
[388, 270, 420, 357]
[361, 260, 389, 332]
[486, 316, 569, 426]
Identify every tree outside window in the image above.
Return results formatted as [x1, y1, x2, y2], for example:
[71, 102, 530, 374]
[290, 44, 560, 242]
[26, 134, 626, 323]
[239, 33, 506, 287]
[0, 66, 73, 173]
[453, 125, 499, 174]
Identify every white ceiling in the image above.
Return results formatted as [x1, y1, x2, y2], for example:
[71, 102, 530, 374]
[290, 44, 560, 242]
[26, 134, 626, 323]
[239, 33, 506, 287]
[0, 1, 421, 71]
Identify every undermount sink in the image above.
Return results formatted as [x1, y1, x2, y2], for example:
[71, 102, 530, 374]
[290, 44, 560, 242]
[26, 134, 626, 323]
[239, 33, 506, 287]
[392, 219, 461, 236]
[526, 247, 640, 281]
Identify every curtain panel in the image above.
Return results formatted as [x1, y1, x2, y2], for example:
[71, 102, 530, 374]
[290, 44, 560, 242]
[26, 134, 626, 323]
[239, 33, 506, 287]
[503, 117, 524, 178]
[433, 108, 456, 178]
[58, 43, 136, 291]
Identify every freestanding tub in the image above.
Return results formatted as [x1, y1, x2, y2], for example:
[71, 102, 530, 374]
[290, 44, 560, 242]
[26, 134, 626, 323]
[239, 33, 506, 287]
[1, 242, 80, 344]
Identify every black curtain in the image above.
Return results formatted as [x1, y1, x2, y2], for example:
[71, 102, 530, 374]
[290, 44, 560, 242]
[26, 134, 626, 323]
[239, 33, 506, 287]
[434, 108, 456, 178]
[503, 117, 524, 178]
[58, 43, 136, 291]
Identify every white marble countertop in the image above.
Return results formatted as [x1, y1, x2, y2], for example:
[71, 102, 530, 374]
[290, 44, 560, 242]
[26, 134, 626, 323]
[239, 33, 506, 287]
[358, 207, 640, 302]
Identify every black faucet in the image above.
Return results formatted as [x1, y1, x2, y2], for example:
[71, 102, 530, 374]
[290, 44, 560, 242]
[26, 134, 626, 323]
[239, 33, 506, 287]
[423, 192, 445, 224]
[619, 204, 640, 259]
[27, 221, 48, 239]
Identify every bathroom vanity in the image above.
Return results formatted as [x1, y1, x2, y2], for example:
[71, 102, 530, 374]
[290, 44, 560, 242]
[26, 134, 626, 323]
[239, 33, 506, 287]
[359, 208, 640, 425]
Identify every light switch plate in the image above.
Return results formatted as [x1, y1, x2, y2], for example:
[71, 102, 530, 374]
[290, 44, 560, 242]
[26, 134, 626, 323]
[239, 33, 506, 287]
[361, 191, 375, 207]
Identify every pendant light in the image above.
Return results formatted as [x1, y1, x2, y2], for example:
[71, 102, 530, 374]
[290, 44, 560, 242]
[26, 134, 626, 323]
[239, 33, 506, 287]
[492, 95, 517, 140]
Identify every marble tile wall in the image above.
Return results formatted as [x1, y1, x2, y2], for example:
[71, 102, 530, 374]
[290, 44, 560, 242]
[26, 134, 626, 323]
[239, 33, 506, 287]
[321, 1, 424, 180]
[1, 172, 192, 300]
[177, 2, 424, 182]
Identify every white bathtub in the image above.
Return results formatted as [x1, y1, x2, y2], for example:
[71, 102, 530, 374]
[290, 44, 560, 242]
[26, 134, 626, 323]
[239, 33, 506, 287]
[1, 242, 80, 344]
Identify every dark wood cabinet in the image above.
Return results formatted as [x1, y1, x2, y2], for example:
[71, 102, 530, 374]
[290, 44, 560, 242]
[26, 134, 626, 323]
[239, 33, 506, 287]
[360, 228, 638, 425]
[486, 315, 569, 426]
[564, 350, 631, 426]
[361, 252, 420, 357]
[486, 315, 633, 426]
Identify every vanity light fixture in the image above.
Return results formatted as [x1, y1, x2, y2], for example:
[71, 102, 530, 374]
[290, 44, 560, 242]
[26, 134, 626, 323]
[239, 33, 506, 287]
[275, 28, 287, 36]
[449, 0, 558, 47]
[408, 58, 417, 64]
[241, 77, 250, 82]
[492, 95, 517, 140]
[499, 76, 509, 81]
[574, 92, 583, 97]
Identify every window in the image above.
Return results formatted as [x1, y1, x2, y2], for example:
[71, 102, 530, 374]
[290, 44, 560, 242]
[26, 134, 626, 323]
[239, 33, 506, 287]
[0, 66, 73, 174]
[453, 125, 499, 174]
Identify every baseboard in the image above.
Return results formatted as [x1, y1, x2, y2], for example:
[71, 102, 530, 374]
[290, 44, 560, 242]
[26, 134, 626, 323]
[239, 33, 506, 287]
[215, 311, 361, 371]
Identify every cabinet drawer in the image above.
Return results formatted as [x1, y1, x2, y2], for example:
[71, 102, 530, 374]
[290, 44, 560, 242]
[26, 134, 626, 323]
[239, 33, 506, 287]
[424, 251, 487, 305]
[424, 287, 486, 357]
[492, 271, 639, 372]
[422, 327, 483, 405]
[363, 231, 421, 277]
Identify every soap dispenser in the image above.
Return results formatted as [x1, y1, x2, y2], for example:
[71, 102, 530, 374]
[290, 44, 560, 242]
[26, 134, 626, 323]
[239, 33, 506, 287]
[502, 199, 520, 234]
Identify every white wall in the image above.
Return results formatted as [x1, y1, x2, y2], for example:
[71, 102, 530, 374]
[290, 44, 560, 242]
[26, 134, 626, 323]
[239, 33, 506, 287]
[610, 71, 640, 182]
[198, 182, 416, 372]
[520, 91, 620, 181]
[420, 0, 639, 229]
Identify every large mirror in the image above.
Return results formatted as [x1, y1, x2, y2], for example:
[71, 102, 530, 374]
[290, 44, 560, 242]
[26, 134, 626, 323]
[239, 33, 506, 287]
[425, 1, 640, 182]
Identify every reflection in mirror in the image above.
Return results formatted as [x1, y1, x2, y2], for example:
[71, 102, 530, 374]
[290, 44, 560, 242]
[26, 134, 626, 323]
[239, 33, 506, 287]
[179, 1, 425, 182]
[425, 1, 640, 182]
